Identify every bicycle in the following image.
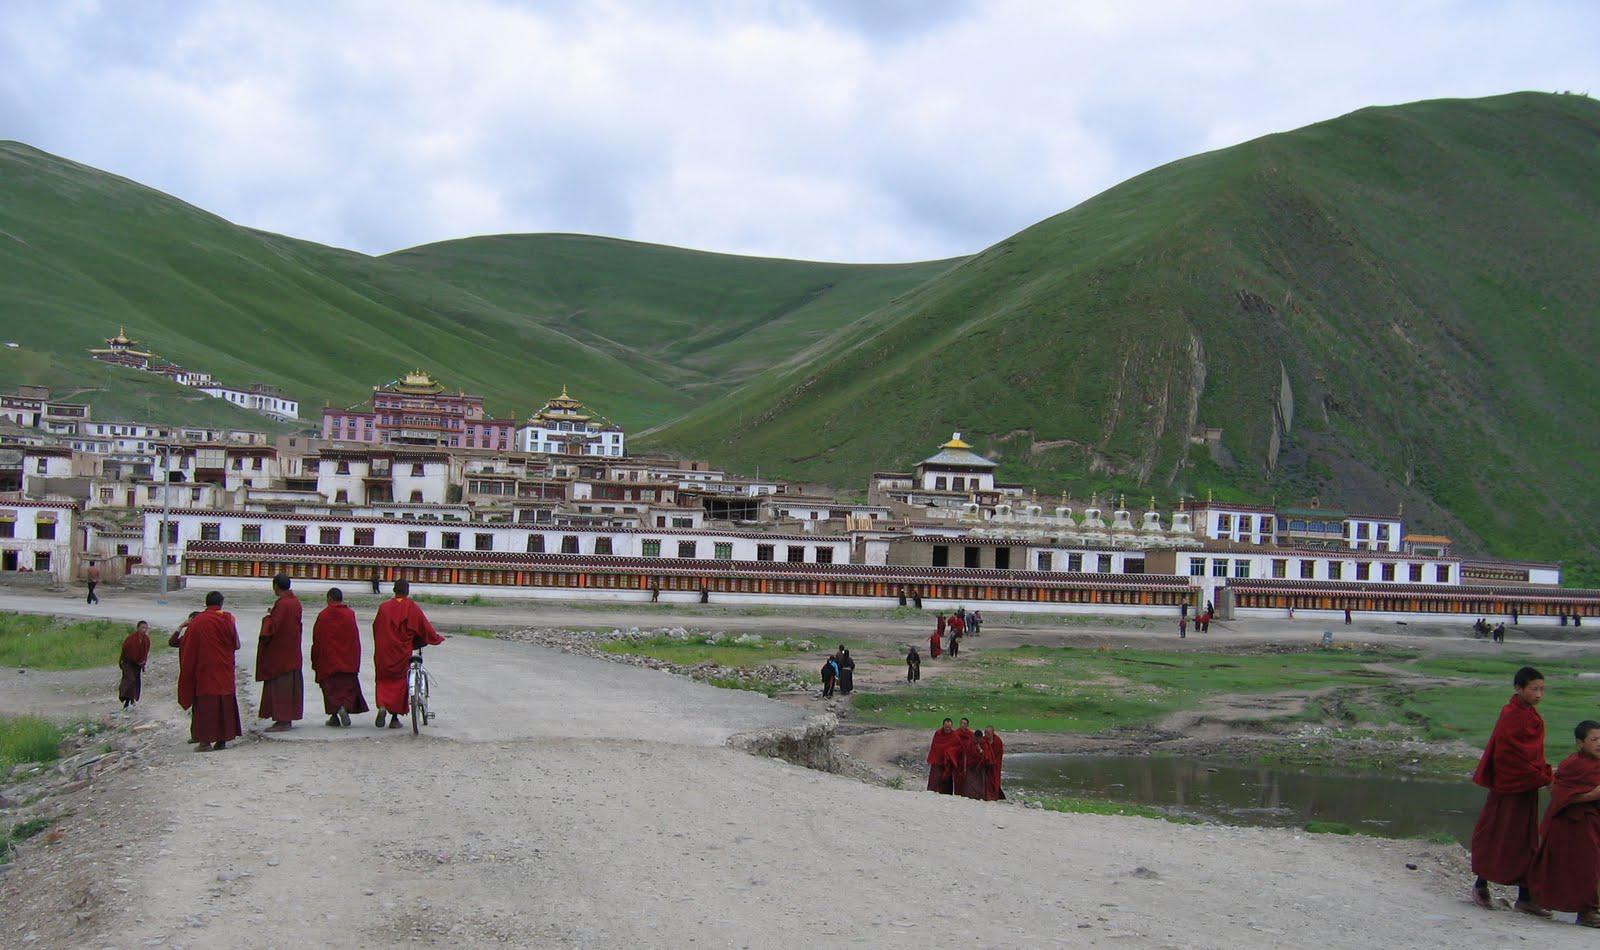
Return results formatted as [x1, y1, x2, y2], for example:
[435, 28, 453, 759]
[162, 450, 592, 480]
[407, 646, 432, 735]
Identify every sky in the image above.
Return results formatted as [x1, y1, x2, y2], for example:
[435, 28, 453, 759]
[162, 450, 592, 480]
[1, 0, 1595, 262]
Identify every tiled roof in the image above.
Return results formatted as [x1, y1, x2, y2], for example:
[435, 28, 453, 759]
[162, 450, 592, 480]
[1227, 577, 1599, 601]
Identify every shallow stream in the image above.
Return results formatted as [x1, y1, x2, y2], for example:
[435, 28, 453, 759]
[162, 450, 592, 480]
[1005, 753, 1489, 842]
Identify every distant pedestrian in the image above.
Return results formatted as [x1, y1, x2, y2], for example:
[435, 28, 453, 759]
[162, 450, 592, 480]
[1181, 602, 1189, 620]
[1512, 607, 1520, 626]
[370, 568, 381, 595]
[118, 620, 151, 708]
[906, 646, 921, 682]
[1344, 607, 1352, 625]
[1179, 618, 1187, 639]
[820, 654, 839, 698]
[838, 646, 855, 695]
[928, 627, 942, 660]
[912, 590, 923, 609]
[898, 588, 908, 607]
[969, 611, 982, 637]
[650, 582, 660, 603]
[85, 561, 101, 605]
[948, 631, 960, 659]
[699, 585, 709, 604]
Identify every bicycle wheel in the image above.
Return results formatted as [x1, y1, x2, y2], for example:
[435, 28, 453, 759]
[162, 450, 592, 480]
[410, 692, 421, 734]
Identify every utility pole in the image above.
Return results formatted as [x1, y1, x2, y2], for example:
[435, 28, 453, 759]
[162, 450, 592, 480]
[157, 442, 171, 605]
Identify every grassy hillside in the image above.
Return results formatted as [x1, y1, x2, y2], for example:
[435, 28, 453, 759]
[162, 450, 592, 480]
[386, 235, 958, 398]
[650, 92, 1600, 581]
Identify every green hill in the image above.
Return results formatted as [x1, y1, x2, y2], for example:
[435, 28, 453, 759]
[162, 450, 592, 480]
[2, 92, 1598, 580]
[650, 92, 1600, 581]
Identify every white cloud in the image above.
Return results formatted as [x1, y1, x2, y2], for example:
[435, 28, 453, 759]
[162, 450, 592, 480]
[0, 0, 1594, 261]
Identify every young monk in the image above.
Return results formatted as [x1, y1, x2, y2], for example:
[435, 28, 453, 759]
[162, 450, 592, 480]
[371, 579, 444, 729]
[925, 718, 958, 794]
[117, 620, 151, 708]
[1470, 666, 1554, 915]
[255, 573, 304, 733]
[178, 591, 242, 752]
[954, 718, 985, 798]
[983, 726, 1006, 801]
[1527, 720, 1600, 927]
[311, 587, 368, 728]
[928, 627, 942, 660]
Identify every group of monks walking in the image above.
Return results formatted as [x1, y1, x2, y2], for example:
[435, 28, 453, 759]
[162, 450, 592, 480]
[925, 717, 1004, 801]
[130, 574, 444, 751]
[1470, 665, 1600, 927]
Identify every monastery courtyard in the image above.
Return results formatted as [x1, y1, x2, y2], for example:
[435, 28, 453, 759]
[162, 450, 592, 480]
[2, 589, 1598, 948]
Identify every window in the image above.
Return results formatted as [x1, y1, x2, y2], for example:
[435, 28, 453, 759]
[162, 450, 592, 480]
[1212, 558, 1228, 578]
[1409, 563, 1423, 583]
[1067, 553, 1083, 572]
[1218, 513, 1232, 532]
[1376, 525, 1390, 541]
[934, 476, 947, 490]
[335, 490, 349, 504]
[34, 552, 50, 572]
[714, 542, 732, 560]
[1099, 554, 1114, 573]
[1355, 562, 1370, 581]
[964, 546, 981, 569]
[200, 522, 221, 541]
[815, 547, 834, 564]
[562, 535, 580, 554]
[1436, 564, 1451, 583]
[671, 517, 693, 528]
[756, 544, 774, 562]
[1188, 558, 1205, 577]
[337, 460, 351, 474]
[475, 533, 493, 552]
[116, 544, 129, 556]
[285, 525, 307, 545]
[1381, 563, 1395, 582]
[320, 527, 341, 545]
[1271, 559, 1288, 579]
[35, 520, 56, 540]
[1356, 523, 1370, 539]
[595, 537, 613, 556]
[995, 547, 1010, 570]
[1037, 552, 1053, 571]
[1300, 560, 1315, 579]
[409, 490, 423, 503]
[408, 531, 426, 548]
[1328, 561, 1343, 580]
[787, 546, 805, 563]
[678, 541, 697, 559]
[411, 463, 425, 476]
[656, 516, 667, 527]
[1234, 559, 1251, 578]
[442, 532, 461, 550]
[931, 545, 948, 567]
[527, 534, 545, 553]
[0, 521, 15, 540]
[354, 528, 375, 546]
[952, 477, 965, 491]
[642, 540, 661, 558]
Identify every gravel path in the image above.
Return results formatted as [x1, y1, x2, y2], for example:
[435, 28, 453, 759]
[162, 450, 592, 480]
[2, 588, 1598, 947]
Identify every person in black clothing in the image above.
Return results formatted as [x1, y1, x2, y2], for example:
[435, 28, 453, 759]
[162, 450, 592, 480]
[1344, 607, 1352, 625]
[820, 654, 839, 698]
[912, 590, 923, 609]
[370, 569, 381, 595]
[906, 646, 921, 682]
[650, 582, 660, 603]
[1511, 607, 1519, 625]
[898, 588, 908, 607]
[699, 586, 709, 604]
[948, 632, 960, 659]
[837, 647, 855, 695]
[1181, 602, 1189, 621]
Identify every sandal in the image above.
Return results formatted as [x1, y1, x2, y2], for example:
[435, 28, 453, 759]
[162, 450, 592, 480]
[1514, 900, 1553, 918]
[1577, 912, 1600, 928]
[1470, 886, 1493, 910]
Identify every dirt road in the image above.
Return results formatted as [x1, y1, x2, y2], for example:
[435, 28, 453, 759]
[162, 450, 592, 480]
[3, 589, 1597, 948]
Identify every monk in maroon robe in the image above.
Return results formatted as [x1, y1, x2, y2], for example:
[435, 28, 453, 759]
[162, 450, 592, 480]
[925, 718, 957, 793]
[371, 578, 444, 728]
[983, 726, 1006, 801]
[1528, 720, 1600, 926]
[118, 620, 151, 708]
[1470, 666, 1554, 915]
[928, 628, 942, 660]
[255, 573, 304, 732]
[178, 592, 242, 751]
[954, 718, 986, 798]
[311, 587, 368, 728]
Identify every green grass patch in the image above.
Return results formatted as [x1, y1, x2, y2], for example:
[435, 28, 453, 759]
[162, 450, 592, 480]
[1305, 820, 1357, 835]
[0, 612, 166, 671]
[410, 594, 490, 607]
[0, 816, 56, 865]
[704, 675, 784, 697]
[1034, 796, 1201, 824]
[0, 715, 66, 770]
[455, 628, 501, 639]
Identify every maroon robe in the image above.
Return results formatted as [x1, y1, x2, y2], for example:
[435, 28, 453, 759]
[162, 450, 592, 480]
[118, 628, 151, 703]
[1528, 752, 1600, 912]
[255, 592, 304, 722]
[954, 727, 985, 798]
[372, 596, 443, 715]
[1470, 695, 1553, 885]
[926, 727, 957, 793]
[178, 606, 242, 745]
[311, 603, 369, 716]
[983, 732, 1006, 801]
[928, 630, 942, 659]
